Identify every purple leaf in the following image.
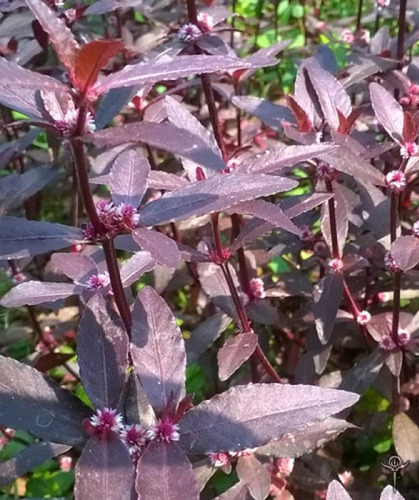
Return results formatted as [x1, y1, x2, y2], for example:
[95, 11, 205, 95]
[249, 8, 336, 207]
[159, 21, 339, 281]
[0, 57, 67, 92]
[370, 82, 404, 143]
[90, 121, 226, 172]
[0, 355, 90, 445]
[139, 173, 298, 227]
[313, 272, 344, 344]
[135, 442, 199, 500]
[196, 35, 235, 57]
[0, 281, 80, 307]
[230, 193, 332, 252]
[258, 417, 354, 458]
[236, 455, 271, 500]
[94, 55, 252, 95]
[393, 412, 419, 465]
[84, 0, 150, 15]
[110, 149, 150, 207]
[339, 350, 384, 395]
[238, 40, 291, 82]
[0, 166, 56, 214]
[179, 384, 359, 453]
[214, 481, 250, 500]
[25, 0, 79, 76]
[95, 86, 137, 130]
[0, 217, 83, 259]
[304, 59, 351, 129]
[231, 96, 294, 131]
[217, 333, 258, 381]
[228, 199, 300, 236]
[321, 187, 348, 257]
[243, 144, 338, 174]
[132, 228, 180, 268]
[390, 235, 419, 271]
[131, 286, 186, 414]
[197, 261, 239, 321]
[50, 253, 98, 283]
[0, 441, 70, 487]
[165, 96, 221, 157]
[148, 170, 189, 191]
[380, 485, 406, 500]
[342, 54, 397, 89]
[186, 312, 232, 364]
[120, 251, 156, 287]
[78, 295, 128, 409]
[75, 436, 134, 500]
[326, 480, 352, 500]
[285, 192, 334, 218]
[246, 300, 280, 326]
[319, 147, 386, 186]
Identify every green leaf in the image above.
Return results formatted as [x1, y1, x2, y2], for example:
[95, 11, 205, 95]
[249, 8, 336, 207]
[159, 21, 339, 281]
[26, 469, 75, 497]
[186, 362, 207, 403]
[292, 4, 305, 18]
[268, 256, 291, 275]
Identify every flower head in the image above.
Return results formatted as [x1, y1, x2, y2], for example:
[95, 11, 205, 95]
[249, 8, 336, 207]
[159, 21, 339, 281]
[249, 277, 266, 299]
[376, 0, 390, 10]
[316, 162, 336, 181]
[209, 452, 230, 468]
[400, 143, 418, 159]
[357, 310, 371, 325]
[328, 258, 343, 272]
[86, 272, 110, 291]
[147, 417, 180, 443]
[120, 424, 147, 456]
[197, 12, 214, 33]
[384, 252, 400, 272]
[89, 408, 124, 439]
[59, 455, 73, 472]
[209, 246, 231, 265]
[385, 170, 407, 192]
[178, 23, 202, 42]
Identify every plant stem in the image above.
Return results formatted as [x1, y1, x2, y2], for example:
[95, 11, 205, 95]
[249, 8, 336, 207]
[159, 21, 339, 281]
[221, 263, 251, 333]
[356, 0, 363, 31]
[325, 179, 371, 344]
[70, 140, 103, 235]
[397, 0, 408, 68]
[103, 236, 132, 331]
[200, 74, 227, 160]
[390, 192, 399, 242]
[186, 0, 198, 23]
[325, 179, 340, 259]
[70, 125, 132, 334]
[231, 214, 250, 294]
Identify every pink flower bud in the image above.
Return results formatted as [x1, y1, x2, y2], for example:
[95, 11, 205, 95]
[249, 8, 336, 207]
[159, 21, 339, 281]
[328, 258, 343, 272]
[357, 310, 371, 325]
[384, 252, 400, 272]
[59, 455, 73, 472]
[178, 23, 203, 42]
[209, 452, 230, 467]
[400, 143, 418, 159]
[385, 170, 407, 192]
[197, 12, 214, 33]
[120, 424, 147, 456]
[147, 418, 180, 443]
[89, 408, 124, 439]
[249, 277, 266, 299]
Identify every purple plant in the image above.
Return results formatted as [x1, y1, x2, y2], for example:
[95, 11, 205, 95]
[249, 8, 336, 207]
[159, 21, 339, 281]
[0, 0, 418, 498]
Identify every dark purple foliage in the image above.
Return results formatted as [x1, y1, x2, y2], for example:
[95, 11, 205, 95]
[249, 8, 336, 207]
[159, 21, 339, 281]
[0, 0, 416, 498]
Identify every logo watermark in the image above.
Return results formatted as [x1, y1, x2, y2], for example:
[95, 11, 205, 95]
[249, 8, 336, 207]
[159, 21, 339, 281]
[381, 455, 410, 493]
